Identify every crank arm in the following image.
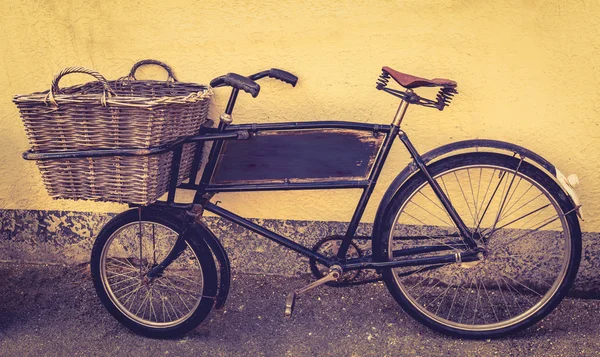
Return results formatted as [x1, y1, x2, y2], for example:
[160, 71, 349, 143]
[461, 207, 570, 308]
[285, 265, 342, 317]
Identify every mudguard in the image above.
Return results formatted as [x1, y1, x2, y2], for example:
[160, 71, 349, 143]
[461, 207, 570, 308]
[184, 220, 231, 310]
[372, 139, 582, 256]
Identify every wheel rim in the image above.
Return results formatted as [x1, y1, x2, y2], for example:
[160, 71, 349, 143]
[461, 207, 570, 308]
[100, 221, 205, 328]
[388, 163, 571, 332]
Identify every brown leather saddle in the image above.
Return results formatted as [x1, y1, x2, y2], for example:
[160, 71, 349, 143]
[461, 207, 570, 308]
[382, 66, 456, 89]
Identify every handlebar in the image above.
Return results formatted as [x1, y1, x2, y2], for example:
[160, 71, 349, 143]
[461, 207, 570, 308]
[248, 68, 298, 87]
[210, 68, 298, 120]
[209, 68, 298, 98]
[210, 73, 261, 98]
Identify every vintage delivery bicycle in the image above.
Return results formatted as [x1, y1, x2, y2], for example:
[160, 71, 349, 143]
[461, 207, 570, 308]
[22, 65, 583, 339]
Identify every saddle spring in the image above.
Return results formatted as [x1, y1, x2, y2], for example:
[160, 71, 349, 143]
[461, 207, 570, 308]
[376, 71, 391, 89]
[435, 87, 458, 110]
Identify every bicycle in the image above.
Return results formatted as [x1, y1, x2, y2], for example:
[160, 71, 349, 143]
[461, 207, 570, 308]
[57, 66, 582, 339]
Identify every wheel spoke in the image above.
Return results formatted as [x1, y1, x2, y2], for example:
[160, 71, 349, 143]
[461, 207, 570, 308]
[500, 273, 542, 297]
[453, 171, 478, 227]
[408, 200, 454, 228]
[106, 269, 138, 280]
[159, 278, 193, 312]
[107, 258, 138, 272]
[497, 175, 524, 223]
[459, 276, 475, 324]
[154, 280, 200, 297]
[495, 277, 512, 318]
[113, 280, 144, 295]
[502, 214, 561, 247]
[497, 256, 561, 277]
[490, 160, 520, 233]
[499, 275, 524, 311]
[149, 288, 157, 322]
[124, 285, 142, 310]
[162, 271, 203, 287]
[417, 191, 454, 227]
[401, 212, 465, 252]
[467, 169, 480, 225]
[447, 279, 462, 320]
[481, 204, 551, 239]
[472, 275, 482, 324]
[157, 288, 172, 322]
[499, 183, 534, 222]
[476, 169, 496, 222]
[108, 275, 139, 287]
[135, 287, 152, 317]
[475, 170, 507, 233]
[416, 279, 444, 303]
[482, 279, 500, 323]
[432, 282, 454, 316]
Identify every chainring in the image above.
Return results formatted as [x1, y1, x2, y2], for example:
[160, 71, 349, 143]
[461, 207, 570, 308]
[309, 235, 380, 287]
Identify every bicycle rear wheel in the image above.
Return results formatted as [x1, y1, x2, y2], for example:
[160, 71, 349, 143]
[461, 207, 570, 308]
[375, 152, 581, 338]
[90, 208, 217, 338]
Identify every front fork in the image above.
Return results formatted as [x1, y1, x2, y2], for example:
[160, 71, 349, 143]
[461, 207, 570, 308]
[145, 213, 193, 279]
[145, 236, 187, 279]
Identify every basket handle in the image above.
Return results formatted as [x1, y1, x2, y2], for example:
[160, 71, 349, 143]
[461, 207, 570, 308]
[128, 59, 178, 82]
[48, 67, 116, 106]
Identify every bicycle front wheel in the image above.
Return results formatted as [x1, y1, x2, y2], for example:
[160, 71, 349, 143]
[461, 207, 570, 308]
[90, 208, 217, 338]
[375, 152, 581, 338]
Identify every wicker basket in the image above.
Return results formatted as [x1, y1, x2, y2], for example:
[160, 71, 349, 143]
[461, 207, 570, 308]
[14, 60, 212, 204]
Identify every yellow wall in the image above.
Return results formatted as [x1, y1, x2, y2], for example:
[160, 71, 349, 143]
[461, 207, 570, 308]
[1, 0, 599, 231]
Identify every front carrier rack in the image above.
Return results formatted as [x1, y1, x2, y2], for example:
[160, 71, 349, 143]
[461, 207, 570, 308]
[22, 125, 247, 205]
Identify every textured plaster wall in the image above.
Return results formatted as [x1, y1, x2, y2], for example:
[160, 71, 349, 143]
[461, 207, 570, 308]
[0, 0, 599, 233]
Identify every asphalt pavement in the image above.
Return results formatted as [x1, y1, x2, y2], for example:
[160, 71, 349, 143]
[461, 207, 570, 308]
[0, 263, 599, 357]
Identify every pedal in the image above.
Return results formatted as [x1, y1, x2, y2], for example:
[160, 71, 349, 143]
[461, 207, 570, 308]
[284, 292, 296, 317]
[284, 265, 342, 318]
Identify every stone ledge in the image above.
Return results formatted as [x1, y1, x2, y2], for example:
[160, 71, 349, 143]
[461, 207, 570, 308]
[0, 209, 598, 297]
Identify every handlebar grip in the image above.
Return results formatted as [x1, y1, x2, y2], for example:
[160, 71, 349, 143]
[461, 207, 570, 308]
[268, 68, 298, 87]
[210, 73, 261, 98]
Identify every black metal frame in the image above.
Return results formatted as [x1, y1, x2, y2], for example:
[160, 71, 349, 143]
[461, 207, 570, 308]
[175, 119, 478, 270]
[174, 71, 478, 270]
[23, 68, 481, 274]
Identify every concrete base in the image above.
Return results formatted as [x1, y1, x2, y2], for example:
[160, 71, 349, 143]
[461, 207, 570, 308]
[0, 209, 598, 296]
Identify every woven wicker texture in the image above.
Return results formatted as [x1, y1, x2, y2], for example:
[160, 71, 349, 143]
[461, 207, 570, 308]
[14, 60, 212, 204]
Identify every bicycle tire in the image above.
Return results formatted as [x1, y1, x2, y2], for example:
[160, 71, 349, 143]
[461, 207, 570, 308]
[90, 208, 218, 338]
[374, 152, 581, 338]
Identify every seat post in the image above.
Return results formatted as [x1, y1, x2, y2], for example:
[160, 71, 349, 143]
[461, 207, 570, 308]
[392, 89, 412, 127]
